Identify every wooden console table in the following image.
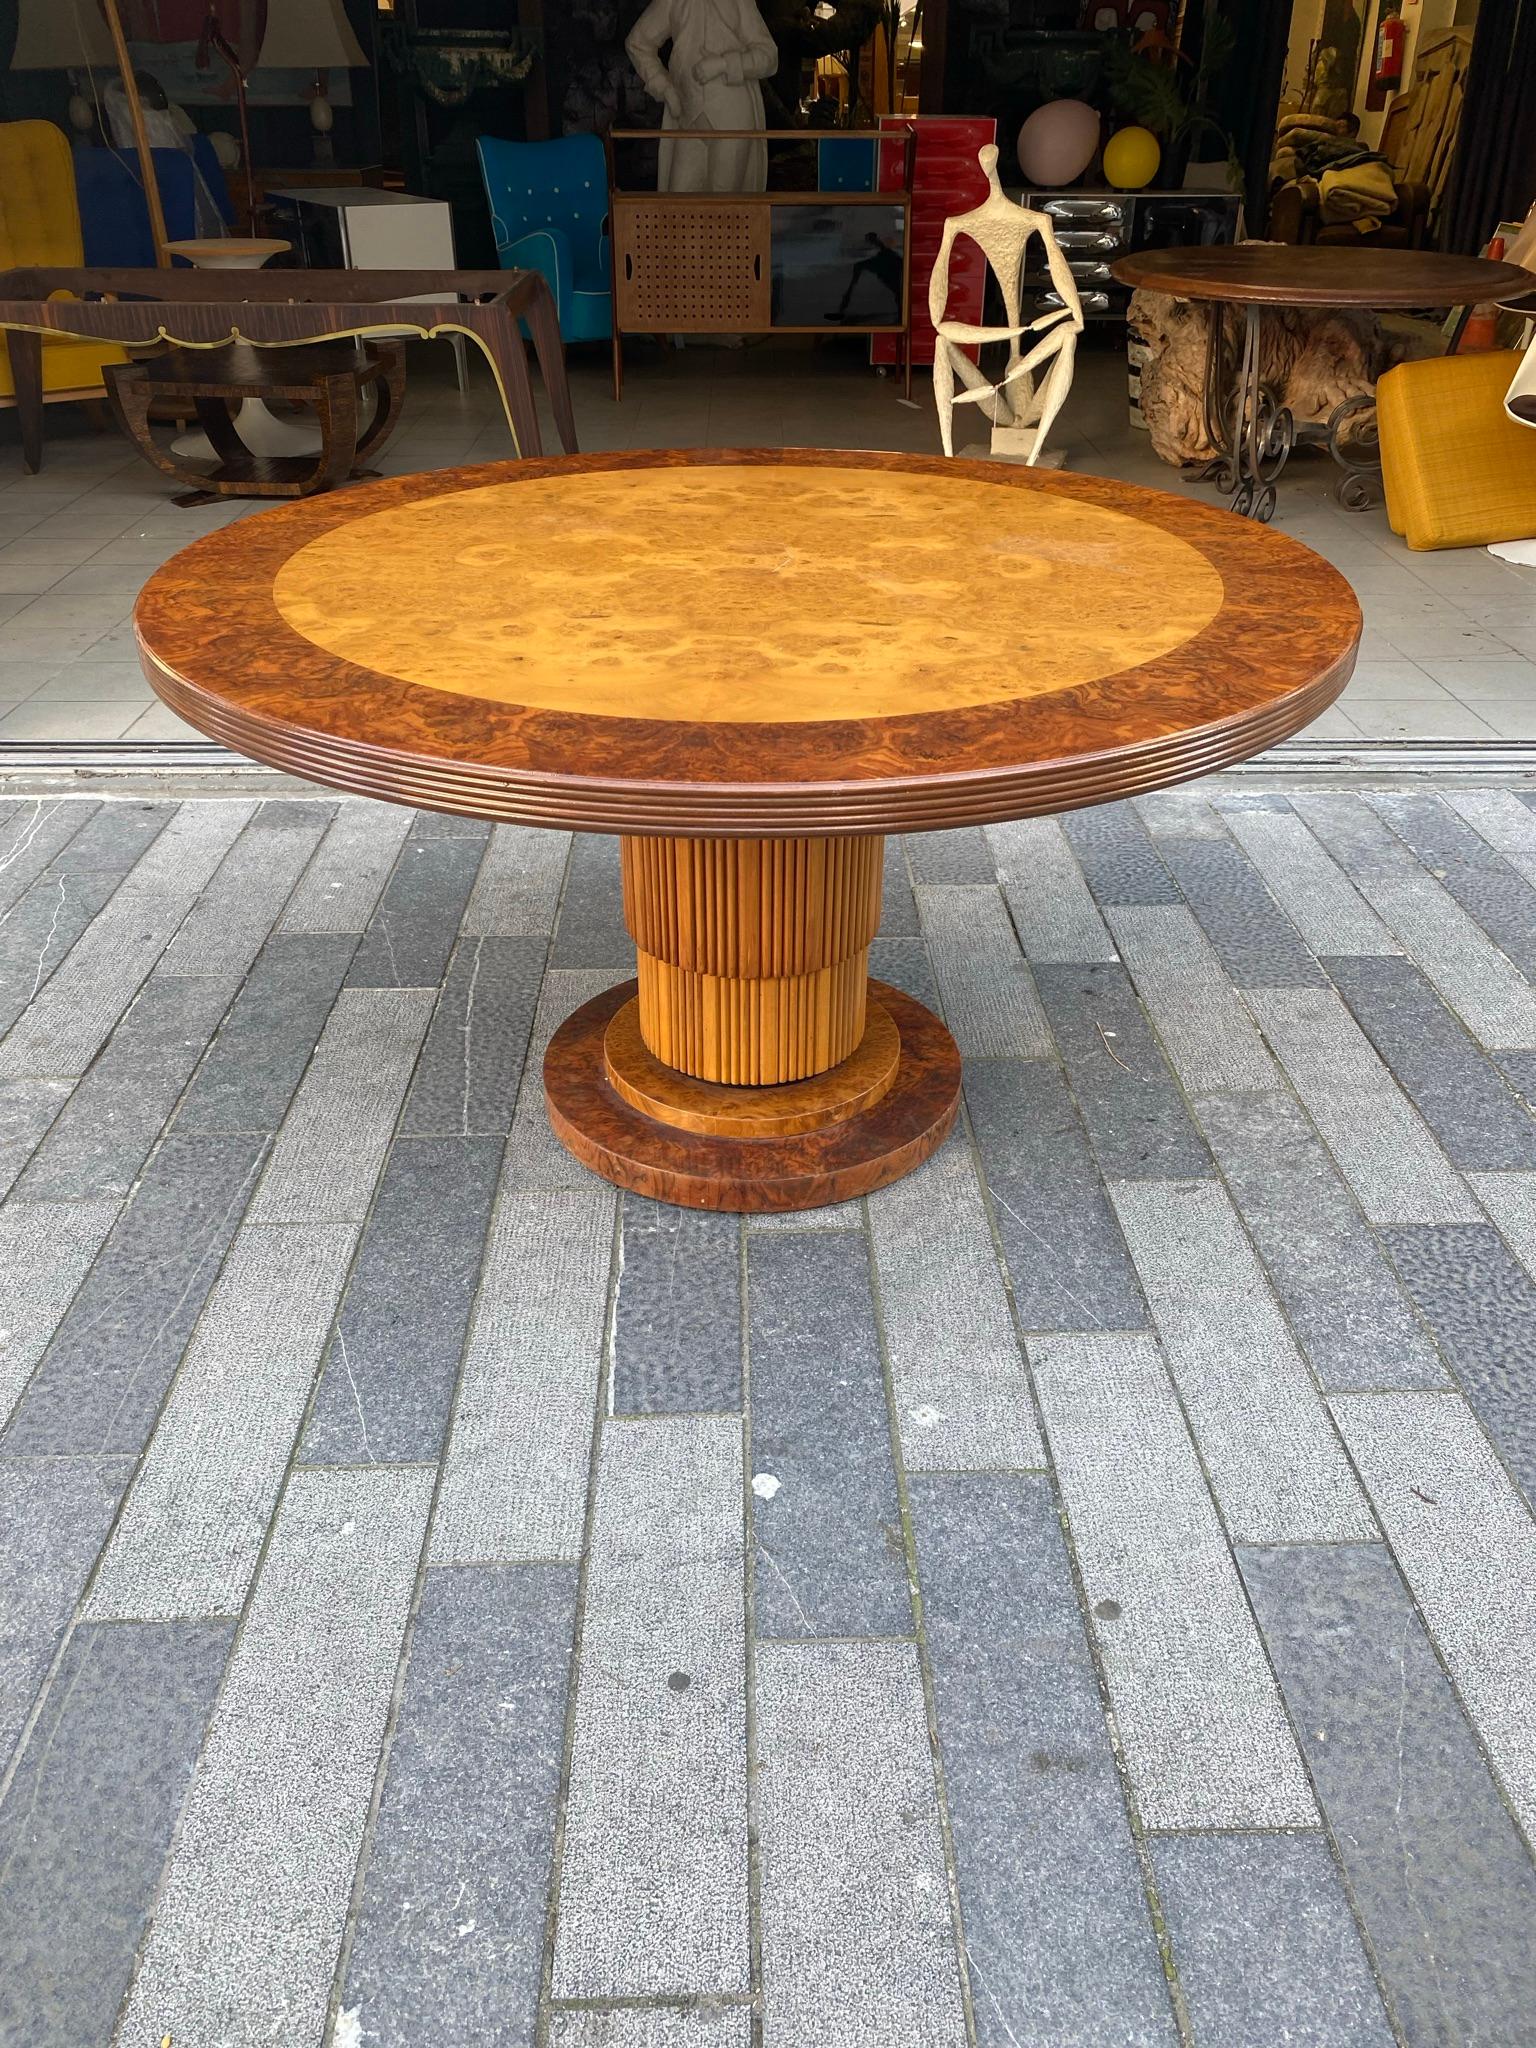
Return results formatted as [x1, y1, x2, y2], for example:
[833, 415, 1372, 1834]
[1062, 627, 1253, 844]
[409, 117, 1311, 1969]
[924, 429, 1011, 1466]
[0, 266, 575, 473]
[132, 448, 1359, 1213]
[604, 130, 915, 400]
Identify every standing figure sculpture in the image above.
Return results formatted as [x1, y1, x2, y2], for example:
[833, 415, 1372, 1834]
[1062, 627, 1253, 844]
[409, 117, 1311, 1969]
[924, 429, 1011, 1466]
[626, 0, 778, 194]
[931, 146, 1085, 468]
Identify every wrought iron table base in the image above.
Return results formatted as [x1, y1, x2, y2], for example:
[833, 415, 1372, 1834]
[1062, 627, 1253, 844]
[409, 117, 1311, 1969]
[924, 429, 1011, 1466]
[1187, 304, 1383, 523]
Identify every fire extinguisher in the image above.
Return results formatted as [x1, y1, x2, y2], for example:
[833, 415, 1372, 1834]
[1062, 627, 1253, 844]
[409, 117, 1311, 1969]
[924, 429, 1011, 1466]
[1373, 9, 1406, 91]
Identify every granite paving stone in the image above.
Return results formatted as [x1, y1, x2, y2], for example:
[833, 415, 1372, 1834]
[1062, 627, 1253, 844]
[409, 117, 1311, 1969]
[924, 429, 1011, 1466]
[0, 1132, 268, 1454]
[746, 1231, 912, 1637]
[1133, 787, 1229, 838]
[0, 1073, 71, 1198]
[962, 1056, 1147, 1329]
[880, 834, 920, 934]
[906, 826, 997, 884]
[301, 1134, 503, 1465]
[1149, 1833, 1395, 2048]
[0, 863, 126, 1037]
[1194, 1086, 1444, 1390]
[1108, 904, 1278, 1092]
[0, 796, 98, 915]
[986, 816, 1117, 963]
[340, 1564, 577, 2043]
[865, 1129, 1043, 1471]
[611, 1195, 742, 1414]
[460, 823, 570, 936]
[1221, 805, 1399, 957]
[1302, 792, 1536, 1042]
[1034, 961, 1213, 1180]
[13, 968, 237, 1200]
[1243, 1542, 1536, 2047]
[0, 1456, 130, 1767]
[86, 1220, 361, 1619]
[1361, 787, 1536, 980]
[1031, 1332, 1317, 1829]
[0, 1197, 120, 1428]
[432, 1184, 615, 1564]
[111, 1466, 434, 2048]
[157, 805, 326, 976]
[0, 800, 254, 1078]
[911, 1473, 1176, 2047]
[1442, 786, 1536, 852]
[4, 781, 1536, 2023]
[550, 833, 637, 969]
[1246, 987, 1480, 1225]
[1060, 800, 1181, 903]
[553, 1417, 749, 1998]
[247, 985, 434, 1225]
[915, 884, 1052, 1056]
[500, 969, 632, 1190]
[547, 2011, 751, 2046]
[1110, 1179, 1374, 1542]
[399, 934, 545, 1137]
[1158, 832, 1329, 987]
[278, 800, 414, 934]
[869, 934, 940, 1010]
[0, 1618, 233, 2048]
[1380, 1223, 1536, 1495]
[345, 819, 486, 988]
[171, 932, 357, 1134]
[755, 1641, 969, 2048]
[1326, 953, 1536, 1170]
[1331, 1391, 1536, 1848]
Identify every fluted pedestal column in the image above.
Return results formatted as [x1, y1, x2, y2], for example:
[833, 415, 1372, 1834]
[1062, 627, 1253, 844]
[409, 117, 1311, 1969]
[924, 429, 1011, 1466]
[544, 833, 961, 1213]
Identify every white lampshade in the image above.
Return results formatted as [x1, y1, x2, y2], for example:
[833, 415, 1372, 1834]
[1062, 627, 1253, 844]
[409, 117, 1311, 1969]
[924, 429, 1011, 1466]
[10, 0, 118, 68]
[255, 0, 369, 72]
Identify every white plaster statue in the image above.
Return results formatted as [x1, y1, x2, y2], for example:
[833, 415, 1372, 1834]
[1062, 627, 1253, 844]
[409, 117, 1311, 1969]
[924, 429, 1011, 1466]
[930, 145, 1085, 467]
[626, 0, 777, 195]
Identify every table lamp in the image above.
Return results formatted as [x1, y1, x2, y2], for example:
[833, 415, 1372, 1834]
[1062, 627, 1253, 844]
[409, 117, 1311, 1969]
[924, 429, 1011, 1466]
[254, 0, 371, 167]
[9, 0, 119, 135]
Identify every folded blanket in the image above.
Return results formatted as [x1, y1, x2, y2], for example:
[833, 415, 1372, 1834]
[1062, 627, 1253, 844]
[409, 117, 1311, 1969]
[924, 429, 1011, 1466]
[1319, 158, 1398, 228]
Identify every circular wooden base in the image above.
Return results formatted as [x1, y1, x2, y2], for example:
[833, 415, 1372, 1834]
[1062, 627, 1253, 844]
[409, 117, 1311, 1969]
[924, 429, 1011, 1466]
[546, 979, 961, 1213]
[604, 997, 901, 1138]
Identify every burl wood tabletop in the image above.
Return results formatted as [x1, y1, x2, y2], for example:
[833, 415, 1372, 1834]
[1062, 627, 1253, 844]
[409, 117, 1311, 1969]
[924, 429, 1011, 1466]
[134, 447, 1360, 835]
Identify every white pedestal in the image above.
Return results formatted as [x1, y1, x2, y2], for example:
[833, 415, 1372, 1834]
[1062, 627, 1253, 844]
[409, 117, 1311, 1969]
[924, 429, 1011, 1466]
[165, 238, 324, 460]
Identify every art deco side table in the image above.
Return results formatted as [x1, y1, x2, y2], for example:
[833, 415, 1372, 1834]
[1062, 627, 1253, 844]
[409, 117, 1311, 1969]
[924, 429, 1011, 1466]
[133, 449, 1359, 1211]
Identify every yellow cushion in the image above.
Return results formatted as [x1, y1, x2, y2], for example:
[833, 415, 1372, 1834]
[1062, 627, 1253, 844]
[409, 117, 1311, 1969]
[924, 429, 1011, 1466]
[0, 330, 127, 403]
[0, 121, 85, 268]
[1378, 349, 1536, 550]
[0, 121, 126, 403]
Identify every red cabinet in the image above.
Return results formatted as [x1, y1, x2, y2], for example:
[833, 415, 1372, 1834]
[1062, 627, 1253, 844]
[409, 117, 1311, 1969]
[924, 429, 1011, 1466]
[873, 114, 997, 369]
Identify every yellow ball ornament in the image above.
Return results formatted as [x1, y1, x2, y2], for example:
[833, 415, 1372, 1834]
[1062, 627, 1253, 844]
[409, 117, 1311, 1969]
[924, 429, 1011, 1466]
[1102, 125, 1161, 190]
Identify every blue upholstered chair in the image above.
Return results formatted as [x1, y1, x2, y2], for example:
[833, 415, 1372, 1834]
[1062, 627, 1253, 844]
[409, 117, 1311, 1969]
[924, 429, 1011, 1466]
[476, 133, 612, 343]
[73, 141, 234, 268]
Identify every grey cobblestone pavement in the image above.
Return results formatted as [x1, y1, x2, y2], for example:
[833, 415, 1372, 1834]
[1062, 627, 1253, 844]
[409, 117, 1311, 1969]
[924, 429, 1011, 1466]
[3, 786, 1536, 2046]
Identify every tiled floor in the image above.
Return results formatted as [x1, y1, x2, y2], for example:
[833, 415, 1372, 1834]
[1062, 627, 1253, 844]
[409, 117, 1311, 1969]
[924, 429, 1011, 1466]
[4, 786, 1536, 2043]
[2, 337, 1535, 745]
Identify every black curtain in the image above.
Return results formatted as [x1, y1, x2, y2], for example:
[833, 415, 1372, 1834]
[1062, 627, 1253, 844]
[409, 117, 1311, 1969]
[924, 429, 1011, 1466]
[1442, 0, 1536, 254]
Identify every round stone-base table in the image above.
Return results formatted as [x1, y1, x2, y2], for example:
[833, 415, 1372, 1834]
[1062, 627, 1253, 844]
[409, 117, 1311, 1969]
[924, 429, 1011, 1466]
[134, 449, 1360, 1211]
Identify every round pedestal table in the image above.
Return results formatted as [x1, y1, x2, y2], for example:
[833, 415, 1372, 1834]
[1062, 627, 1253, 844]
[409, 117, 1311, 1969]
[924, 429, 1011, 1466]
[133, 448, 1360, 1211]
[1114, 244, 1536, 523]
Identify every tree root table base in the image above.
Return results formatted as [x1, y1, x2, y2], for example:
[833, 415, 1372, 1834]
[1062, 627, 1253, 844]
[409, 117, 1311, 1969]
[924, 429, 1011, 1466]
[546, 834, 958, 1211]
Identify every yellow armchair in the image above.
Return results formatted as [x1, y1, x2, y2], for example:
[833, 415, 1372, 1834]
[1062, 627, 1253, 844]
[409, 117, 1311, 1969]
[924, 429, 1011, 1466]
[0, 120, 127, 470]
[1378, 348, 1536, 551]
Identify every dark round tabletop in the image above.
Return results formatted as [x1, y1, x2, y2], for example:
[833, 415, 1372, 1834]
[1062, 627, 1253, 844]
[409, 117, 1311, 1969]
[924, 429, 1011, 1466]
[1113, 244, 1536, 309]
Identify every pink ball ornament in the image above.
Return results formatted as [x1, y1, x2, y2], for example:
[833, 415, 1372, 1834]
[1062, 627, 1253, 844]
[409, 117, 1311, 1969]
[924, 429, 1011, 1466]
[1015, 100, 1101, 188]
